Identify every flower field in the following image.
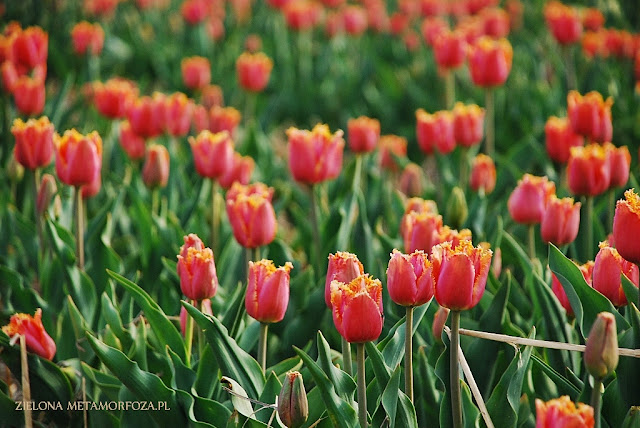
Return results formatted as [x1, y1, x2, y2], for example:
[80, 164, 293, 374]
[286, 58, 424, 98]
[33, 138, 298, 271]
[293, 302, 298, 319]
[2, 0, 640, 427]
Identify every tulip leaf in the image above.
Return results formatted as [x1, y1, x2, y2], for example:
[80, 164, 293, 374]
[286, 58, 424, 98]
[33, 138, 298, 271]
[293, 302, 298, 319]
[316, 331, 356, 402]
[621, 406, 640, 428]
[173, 389, 215, 428]
[221, 281, 248, 339]
[293, 346, 358, 428]
[86, 333, 185, 426]
[603, 378, 627, 428]
[107, 269, 186, 361]
[81, 362, 123, 402]
[182, 301, 265, 399]
[194, 345, 220, 399]
[381, 364, 418, 428]
[621, 274, 639, 307]
[166, 346, 196, 392]
[548, 244, 629, 338]
[617, 303, 640, 410]
[256, 371, 282, 424]
[530, 355, 580, 398]
[66, 296, 96, 363]
[0, 384, 22, 426]
[377, 302, 430, 369]
[221, 376, 257, 420]
[100, 293, 133, 351]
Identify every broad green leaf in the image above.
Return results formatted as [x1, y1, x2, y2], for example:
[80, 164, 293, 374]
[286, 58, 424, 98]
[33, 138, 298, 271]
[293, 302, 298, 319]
[530, 355, 580, 398]
[603, 378, 627, 428]
[66, 296, 96, 363]
[621, 406, 640, 428]
[174, 389, 215, 428]
[101, 292, 133, 351]
[621, 274, 639, 308]
[381, 364, 418, 428]
[86, 333, 185, 426]
[256, 371, 282, 424]
[107, 269, 186, 361]
[0, 387, 21, 426]
[182, 301, 265, 398]
[194, 346, 219, 399]
[81, 362, 122, 402]
[221, 281, 247, 339]
[316, 331, 356, 402]
[617, 303, 640, 410]
[222, 376, 256, 420]
[167, 346, 196, 392]
[377, 303, 430, 369]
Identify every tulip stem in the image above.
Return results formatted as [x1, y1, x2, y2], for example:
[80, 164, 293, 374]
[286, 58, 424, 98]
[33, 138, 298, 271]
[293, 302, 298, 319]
[445, 70, 455, 110]
[528, 224, 536, 260]
[197, 300, 205, 358]
[607, 189, 614, 233]
[591, 377, 602, 428]
[459, 147, 469, 190]
[405, 306, 414, 403]
[20, 335, 33, 428]
[75, 186, 85, 270]
[485, 88, 495, 158]
[185, 299, 195, 368]
[252, 247, 261, 263]
[586, 196, 594, 260]
[32, 169, 43, 267]
[258, 322, 268, 372]
[309, 185, 322, 276]
[151, 188, 160, 218]
[342, 337, 352, 376]
[450, 311, 463, 428]
[356, 342, 367, 428]
[562, 45, 577, 91]
[211, 179, 220, 252]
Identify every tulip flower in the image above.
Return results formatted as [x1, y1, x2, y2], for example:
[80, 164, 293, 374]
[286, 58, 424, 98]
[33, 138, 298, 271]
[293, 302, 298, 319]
[2, 308, 56, 360]
[11, 116, 54, 170]
[544, 116, 584, 164]
[226, 182, 277, 249]
[399, 163, 423, 197]
[604, 144, 630, 189]
[246, 259, 293, 324]
[119, 120, 146, 161]
[163, 92, 194, 137]
[432, 226, 473, 250]
[189, 130, 234, 180]
[416, 109, 455, 155]
[126, 95, 164, 139]
[92, 78, 138, 119]
[325, 252, 364, 308]
[582, 8, 605, 31]
[200, 84, 224, 109]
[421, 17, 449, 47]
[378, 134, 407, 171]
[287, 124, 345, 184]
[480, 7, 510, 38]
[541, 196, 581, 246]
[452, 103, 485, 147]
[142, 144, 170, 189]
[433, 29, 467, 70]
[36, 173, 57, 218]
[508, 174, 555, 225]
[181, 0, 208, 24]
[236, 52, 273, 93]
[278, 371, 309, 428]
[613, 189, 640, 266]
[544, 1, 583, 45]
[181, 56, 211, 90]
[14, 26, 48, 69]
[283, 0, 322, 31]
[70, 21, 104, 56]
[343, 5, 368, 36]
[402, 211, 443, 254]
[567, 90, 612, 143]
[592, 241, 639, 307]
[12, 75, 45, 116]
[218, 152, 254, 190]
[347, 116, 380, 154]
[176, 234, 218, 301]
[552, 261, 594, 317]
[567, 144, 610, 197]
[54, 129, 102, 188]
[468, 36, 513, 88]
[209, 106, 242, 136]
[469, 153, 496, 194]
[535, 396, 594, 428]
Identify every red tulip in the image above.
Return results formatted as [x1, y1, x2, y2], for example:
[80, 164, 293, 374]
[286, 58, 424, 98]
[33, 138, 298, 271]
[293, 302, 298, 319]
[287, 124, 345, 183]
[387, 249, 434, 307]
[613, 189, 640, 264]
[181, 56, 210, 90]
[469, 153, 496, 194]
[93, 78, 138, 119]
[347, 116, 380, 153]
[246, 260, 293, 323]
[567, 90, 612, 143]
[330, 274, 383, 343]
[11, 116, 54, 170]
[541, 196, 581, 246]
[593, 241, 639, 307]
[14, 26, 48, 69]
[399, 163, 423, 197]
[433, 30, 467, 70]
[226, 181, 274, 202]
[189, 130, 234, 180]
[218, 152, 254, 189]
[119, 120, 146, 161]
[603, 143, 630, 189]
[177, 234, 218, 301]
[432, 226, 472, 249]
[582, 8, 605, 31]
[432, 240, 492, 311]
[402, 211, 443, 254]
[209, 106, 242, 136]
[452, 103, 485, 147]
[535, 396, 594, 428]
[343, 5, 368, 36]
[200, 84, 224, 109]
[12, 75, 45, 116]
[420, 17, 448, 47]
[468, 36, 512, 87]
[236, 52, 273, 93]
[544, 116, 584, 164]
[283, 1, 323, 31]
[567, 144, 610, 197]
[126, 95, 164, 139]
[142, 144, 170, 189]
[2, 308, 56, 360]
[71, 21, 104, 56]
[54, 129, 102, 187]
[507, 174, 556, 224]
[180, 299, 213, 336]
[544, 1, 582, 45]
[325, 251, 364, 307]
[480, 7, 510, 38]
[416, 109, 455, 155]
[226, 182, 277, 248]
[378, 134, 407, 171]
[552, 261, 594, 317]
[244, 34, 263, 53]
[163, 92, 194, 137]
[181, 0, 208, 25]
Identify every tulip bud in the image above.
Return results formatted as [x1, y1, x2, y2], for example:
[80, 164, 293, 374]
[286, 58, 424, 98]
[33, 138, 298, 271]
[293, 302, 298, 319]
[7, 156, 24, 182]
[432, 305, 450, 342]
[278, 371, 309, 428]
[446, 186, 468, 230]
[584, 312, 618, 379]
[399, 163, 423, 197]
[621, 407, 640, 428]
[37, 173, 57, 217]
[2, 308, 56, 360]
[470, 154, 496, 194]
[142, 144, 170, 189]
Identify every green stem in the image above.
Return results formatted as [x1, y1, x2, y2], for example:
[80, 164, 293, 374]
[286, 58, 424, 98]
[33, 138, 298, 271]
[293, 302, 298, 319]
[309, 185, 322, 275]
[353, 154, 363, 194]
[75, 186, 85, 270]
[32, 169, 43, 265]
[485, 88, 495, 158]
[197, 300, 205, 358]
[342, 337, 352, 376]
[405, 306, 414, 403]
[445, 70, 455, 110]
[459, 147, 469, 190]
[528, 224, 536, 260]
[562, 45, 577, 91]
[608, 189, 614, 233]
[591, 377, 602, 428]
[586, 196, 594, 260]
[211, 179, 220, 251]
[357, 343, 367, 428]
[184, 299, 195, 368]
[450, 311, 462, 428]
[151, 188, 160, 218]
[258, 322, 268, 372]
[252, 247, 261, 263]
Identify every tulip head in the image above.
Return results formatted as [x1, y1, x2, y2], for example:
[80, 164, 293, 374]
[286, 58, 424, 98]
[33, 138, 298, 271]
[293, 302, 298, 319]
[604, 143, 630, 189]
[325, 252, 364, 307]
[416, 109, 455, 155]
[387, 249, 434, 307]
[330, 274, 384, 343]
[567, 90, 613, 143]
[209, 106, 242, 136]
[11, 116, 54, 170]
[287, 124, 345, 184]
[2, 308, 56, 360]
[544, 116, 584, 164]
[246, 260, 293, 323]
[592, 241, 639, 307]
[142, 144, 170, 189]
[452, 103, 485, 147]
[469, 154, 496, 194]
[218, 152, 254, 190]
[176, 234, 218, 301]
[378, 134, 408, 171]
[613, 189, 640, 264]
[189, 130, 234, 180]
[225, 182, 277, 248]
[544, 1, 583, 45]
[277, 371, 309, 428]
[71, 21, 104, 56]
[433, 29, 467, 70]
[93, 78, 137, 119]
[507, 174, 555, 224]
[535, 396, 594, 428]
[163, 92, 194, 137]
[181, 56, 211, 90]
[584, 312, 619, 379]
[236, 52, 273, 93]
[12, 75, 45, 116]
[54, 129, 102, 188]
[468, 36, 513, 87]
[402, 211, 443, 254]
[567, 144, 611, 196]
[119, 120, 146, 161]
[541, 196, 581, 246]
[347, 116, 380, 153]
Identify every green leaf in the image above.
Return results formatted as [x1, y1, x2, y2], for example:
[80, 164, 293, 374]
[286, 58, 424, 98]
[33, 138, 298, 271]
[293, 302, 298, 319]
[81, 362, 122, 402]
[256, 371, 282, 424]
[221, 376, 256, 420]
[548, 244, 629, 337]
[621, 274, 639, 308]
[86, 333, 185, 426]
[316, 331, 356, 402]
[107, 269, 186, 361]
[182, 301, 265, 399]
[293, 346, 358, 428]
[381, 364, 418, 428]
[617, 303, 640, 410]
[101, 292, 133, 351]
[66, 296, 96, 363]
[530, 355, 580, 399]
[377, 303, 430, 369]
[221, 281, 248, 339]
[0, 387, 22, 426]
[194, 345, 219, 399]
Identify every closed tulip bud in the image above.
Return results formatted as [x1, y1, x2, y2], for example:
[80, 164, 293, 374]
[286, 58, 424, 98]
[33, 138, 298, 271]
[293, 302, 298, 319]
[93, 78, 137, 119]
[567, 90, 612, 143]
[54, 129, 102, 187]
[181, 56, 211, 90]
[433, 30, 467, 70]
[468, 36, 512, 87]
[567, 144, 610, 196]
[330, 274, 384, 343]
[278, 371, 309, 428]
[14, 26, 48, 69]
[613, 189, 640, 264]
[218, 152, 254, 189]
[163, 92, 194, 137]
[180, 299, 212, 336]
[452, 103, 485, 147]
[508, 174, 556, 224]
[535, 396, 594, 427]
[347, 116, 380, 153]
[177, 234, 218, 300]
[13, 75, 45, 116]
[71, 21, 104, 56]
[491, 246, 502, 277]
[200, 84, 224, 109]
[226, 182, 277, 248]
[399, 163, 423, 197]
[421, 17, 449, 47]
[432, 305, 450, 342]
[189, 130, 234, 180]
[387, 249, 434, 307]
[119, 120, 146, 161]
[470, 154, 496, 194]
[236, 52, 273, 93]
[378, 134, 408, 171]
[584, 312, 618, 379]
[37, 173, 57, 217]
[593, 241, 639, 307]
[544, 116, 584, 164]
[541, 196, 581, 246]
[287, 124, 345, 183]
[481, 7, 510, 38]
[246, 260, 293, 323]
[2, 308, 56, 360]
[325, 252, 364, 307]
[432, 240, 492, 311]
[402, 211, 443, 254]
[142, 144, 169, 189]
[544, 1, 583, 45]
[416, 109, 455, 155]
[209, 106, 242, 136]
[446, 186, 468, 230]
[11, 116, 54, 170]
[604, 143, 630, 189]
[7, 156, 24, 182]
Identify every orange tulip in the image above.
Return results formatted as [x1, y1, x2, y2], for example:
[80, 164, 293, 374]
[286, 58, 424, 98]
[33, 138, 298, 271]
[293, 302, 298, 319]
[163, 92, 194, 137]
[236, 52, 273, 93]
[200, 84, 224, 109]
[582, 8, 604, 31]
[182, 56, 211, 90]
[71, 21, 104, 56]
[593, 241, 639, 307]
[567, 144, 610, 196]
[2, 308, 56, 360]
[189, 130, 234, 180]
[119, 120, 146, 161]
[325, 251, 364, 307]
[567, 90, 612, 143]
[469, 153, 496, 194]
[507, 174, 555, 224]
[468, 36, 512, 87]
[543, 1, 582, 45]
[544, 116, 584, 164]
[347, 116, 380, 153]
[209, 106, 242, 136]
[387, 249, 434, 307]
[287, 124, 345, 183]
[11, 116, 54, 170]
[416, 109, 455, 155]
[142, 144, 170, 189]
[402, 211, 443, 254]
[452, 103, 485, 147]
[225, 182, 277, 248]
[330, 274, 383, 343]
[535, 396, 594, 428]
[378, 134, 407, 171]
[12, 75, 45, 116]
[246, 260, 293, 323]
[176, 234, 218, 301]
[541, 196, 581, 246]
[613, 189, 640, 264]
[93, 78, 137, 119]
[54, 129, 102, 187]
